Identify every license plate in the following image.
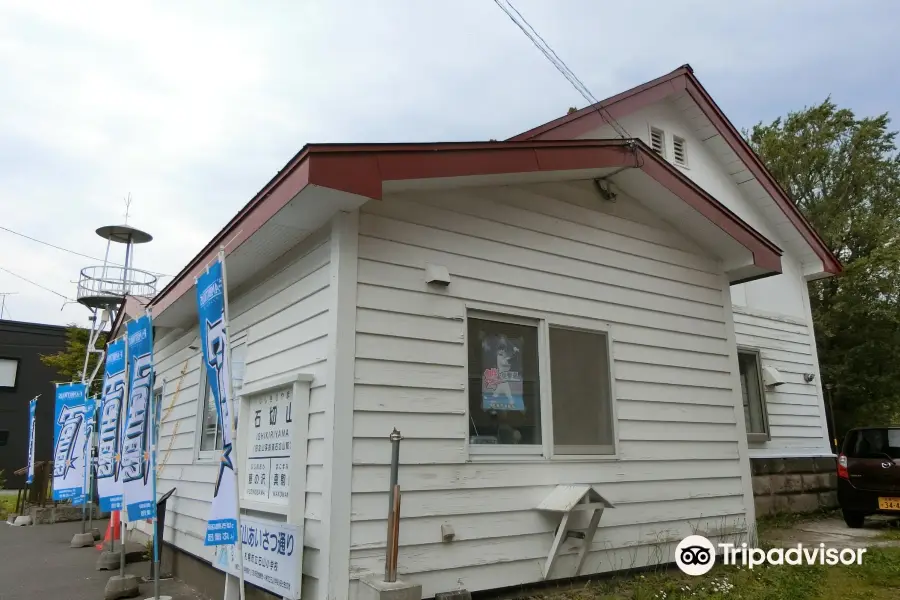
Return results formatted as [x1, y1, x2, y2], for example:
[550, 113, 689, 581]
[878, 497, 900, 510]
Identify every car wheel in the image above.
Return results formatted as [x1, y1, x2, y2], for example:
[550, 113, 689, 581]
[843, 510, 865, 528]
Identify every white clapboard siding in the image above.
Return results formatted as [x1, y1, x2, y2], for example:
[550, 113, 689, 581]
[149, 230, 332, 591]
[348, 185, 750, 593]
[733, 306, 831, 457]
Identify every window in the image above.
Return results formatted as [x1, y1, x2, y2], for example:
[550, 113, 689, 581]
[0, 430, 8, 446]
[738, 350, 769, 439]
[550, 327, 614, 454]
[0, 357, 18, 389]
[844, 428, 900, 460]
[198, 373, 223, 453]
[673, 135, 688, 167]
[650, 126, 666, 157]
[467, 312, 615, 456]
[468, 317, 542, 446]
[197, 341, 246, 457]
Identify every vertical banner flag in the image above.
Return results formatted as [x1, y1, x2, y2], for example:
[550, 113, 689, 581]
[26, 397, 37, 485]
[97, 337, 127, 511]
[197, 259, 239, 545]
[73, 397, 97, 507]
[122, 315, 156, 521]
[52, 383, 88, 501]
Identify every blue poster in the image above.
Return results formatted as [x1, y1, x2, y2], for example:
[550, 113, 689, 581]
[197, 258, 239, 545]
[481, 334, 526, 411]
[122, 315, 155, 521]
[97, 337, 127, 511]
[73, 398, 97, 507]
[26, 397, 37, 485]
[52, 383, 88, 501]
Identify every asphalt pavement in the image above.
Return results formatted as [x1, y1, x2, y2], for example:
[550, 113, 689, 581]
[0, 518, 206, 600]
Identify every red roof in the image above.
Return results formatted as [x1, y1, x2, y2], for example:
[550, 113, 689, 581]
[148, 139, 782, 315]
[511, 64, 841, 275]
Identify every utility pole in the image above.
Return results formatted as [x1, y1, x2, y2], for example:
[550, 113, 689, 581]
[0, 292, 18, 319]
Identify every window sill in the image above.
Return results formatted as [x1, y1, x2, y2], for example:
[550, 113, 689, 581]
[195, 452, 221, 465]
[467, 453, 620, 463]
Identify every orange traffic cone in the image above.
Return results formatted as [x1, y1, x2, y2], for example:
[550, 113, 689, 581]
[96, 510, 120, 550]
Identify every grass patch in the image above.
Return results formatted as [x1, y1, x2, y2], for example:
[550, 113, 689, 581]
[0, 493, 16, 519]
[518, 547, 900, 600]
[755, 509, 839, 537]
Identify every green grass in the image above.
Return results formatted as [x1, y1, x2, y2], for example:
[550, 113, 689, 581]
[524, 547, 900, 600]
[0, 493, 15, 519]
[755, 509, 839, 537]
[519, 547, 900, 600]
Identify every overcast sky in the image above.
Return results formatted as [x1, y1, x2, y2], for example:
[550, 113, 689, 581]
[1, 0, 898, 328]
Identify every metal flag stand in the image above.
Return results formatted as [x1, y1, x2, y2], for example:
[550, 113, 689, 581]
[145, 360, 171, 600]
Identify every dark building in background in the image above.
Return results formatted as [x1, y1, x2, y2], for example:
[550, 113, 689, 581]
[0, 320, 68, 488]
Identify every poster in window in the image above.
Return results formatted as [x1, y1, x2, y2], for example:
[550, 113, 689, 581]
[481, 333, 525, 411]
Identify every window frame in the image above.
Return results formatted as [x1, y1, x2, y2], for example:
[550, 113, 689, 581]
[194, 361, 222, 462]
[194, 334, 247, 463]
[737, 347, 770, 442]
[0, 356, 20, 391]
[464, 306, 618, 462]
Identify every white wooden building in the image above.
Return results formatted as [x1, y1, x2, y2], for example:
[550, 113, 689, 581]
[122, 65, 840, 599]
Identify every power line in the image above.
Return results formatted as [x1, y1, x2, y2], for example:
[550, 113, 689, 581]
[0, 266, 73, 301]
[0, 225, 170, 277]
[492, 0, 631, 139]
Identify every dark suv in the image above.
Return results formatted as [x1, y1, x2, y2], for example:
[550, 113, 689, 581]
[837, 426, 900, 527]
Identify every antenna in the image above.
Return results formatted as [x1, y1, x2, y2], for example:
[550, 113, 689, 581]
[0, 292, 18, 319]
[123, 193, 133, 225]
[76, 199, 158, 385]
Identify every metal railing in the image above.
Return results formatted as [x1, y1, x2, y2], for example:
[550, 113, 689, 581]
[76, 265, 157, 303]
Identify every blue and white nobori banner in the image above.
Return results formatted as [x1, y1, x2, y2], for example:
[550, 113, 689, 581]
[26, 397, 37, 485]
[73, 397, 97, 507]
[52, 383, 88, 501]
[97, 336, 127, 512]
[122, 315, 156, 521]
[197, 259, 239, 546]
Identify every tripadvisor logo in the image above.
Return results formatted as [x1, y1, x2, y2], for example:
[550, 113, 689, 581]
[675, 535, 867, 576]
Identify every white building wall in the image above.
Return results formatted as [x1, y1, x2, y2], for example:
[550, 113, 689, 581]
[145, 228, 332, 600]
[346, 186, 755, 598]
[578, 103, 832, 457]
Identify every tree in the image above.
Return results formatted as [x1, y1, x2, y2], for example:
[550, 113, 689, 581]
[40, 325, 107, 397]
[747, 99, 900, 435]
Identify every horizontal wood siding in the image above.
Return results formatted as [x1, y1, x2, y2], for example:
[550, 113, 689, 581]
[144, 230, 331, 593]
[733, 307, 832, 457]
[348, 186, 751, 596]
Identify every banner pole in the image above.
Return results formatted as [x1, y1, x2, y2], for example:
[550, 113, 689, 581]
[120, 332, 129, 578]
[219, 250, 246, 600]
[151, 323, 161, 600]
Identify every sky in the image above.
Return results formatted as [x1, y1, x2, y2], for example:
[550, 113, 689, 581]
[1, 0, 899, 328]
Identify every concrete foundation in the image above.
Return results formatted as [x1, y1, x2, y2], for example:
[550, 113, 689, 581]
[104, 574, 141, 600]
[435, 590, 472, 600]
[97, 551, 124, 571]
[97, 541, 150, 570]
[12, 515, 32, 526]
[28, 504, 101, 524]
[91, 527, 103, 541]
[751, 456, 839, 517]
[359, 576, 423, 600]
[70, 532, 95, 547]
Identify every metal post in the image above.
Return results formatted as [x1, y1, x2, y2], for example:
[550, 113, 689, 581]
[119, 516, 127, 576]
[384, 429, 403, 582]
[825, 383, 839, 451]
